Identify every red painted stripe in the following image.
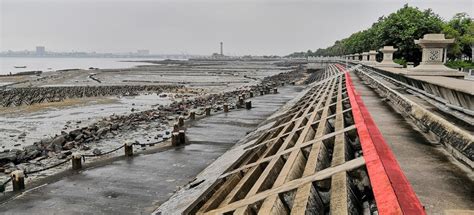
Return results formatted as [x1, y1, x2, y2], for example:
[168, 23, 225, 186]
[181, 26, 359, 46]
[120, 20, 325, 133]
[335, 64, 425, 215]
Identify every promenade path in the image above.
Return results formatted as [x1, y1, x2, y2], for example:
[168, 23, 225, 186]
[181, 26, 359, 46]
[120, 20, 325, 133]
[0, 86, 304, 214]
[350, 71, 474, 214]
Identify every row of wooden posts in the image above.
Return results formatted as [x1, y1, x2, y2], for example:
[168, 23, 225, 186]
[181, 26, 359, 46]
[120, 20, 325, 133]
[8, 86, 281, 192]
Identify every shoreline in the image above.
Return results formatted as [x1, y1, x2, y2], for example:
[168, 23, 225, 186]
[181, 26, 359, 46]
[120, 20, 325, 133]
[0, 57, 165, 76]
[0, 62, 305, 193]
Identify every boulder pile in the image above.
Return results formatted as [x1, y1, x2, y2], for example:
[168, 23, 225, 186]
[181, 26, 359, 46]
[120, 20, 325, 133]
[0, 85, 182, 107]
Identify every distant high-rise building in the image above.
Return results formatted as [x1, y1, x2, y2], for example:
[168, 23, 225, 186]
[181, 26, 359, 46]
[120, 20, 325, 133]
[137, 49, 150, 56]
[220, 42, 223, 56]
[36, 46, 46, 55]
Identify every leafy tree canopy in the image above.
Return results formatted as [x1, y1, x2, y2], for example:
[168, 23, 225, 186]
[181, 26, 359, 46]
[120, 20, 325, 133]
[288, 4, 472, 63]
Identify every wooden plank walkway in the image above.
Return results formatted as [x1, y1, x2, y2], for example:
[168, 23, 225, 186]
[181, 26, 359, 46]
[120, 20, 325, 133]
[185, 64, 423, 214]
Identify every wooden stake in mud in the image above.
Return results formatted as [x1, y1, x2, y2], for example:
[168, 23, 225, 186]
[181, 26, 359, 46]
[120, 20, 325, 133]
[245, 101, 252, 110]
[173, 123, 179, 132]
[171, 132, 179, 146]
[178, 130, 186, 145]
[71, 153, 82, 170]
[224, 103, 229, 112]
[124, 141, 133, 157]
[11, 170, 25, 191]
[178, 116, 185, 127]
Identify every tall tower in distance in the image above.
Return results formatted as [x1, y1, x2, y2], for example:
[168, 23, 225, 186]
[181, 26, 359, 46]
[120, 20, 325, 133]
[220, 42, 223, 56]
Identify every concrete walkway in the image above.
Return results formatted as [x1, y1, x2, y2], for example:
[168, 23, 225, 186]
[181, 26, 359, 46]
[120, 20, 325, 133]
[350, 72, 473, 214]
[0, 86, 304, 214]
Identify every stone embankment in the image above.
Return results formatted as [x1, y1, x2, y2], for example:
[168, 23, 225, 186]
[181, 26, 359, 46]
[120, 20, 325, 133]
[0, 85, 182, 107]
[0, 69, 305, 175]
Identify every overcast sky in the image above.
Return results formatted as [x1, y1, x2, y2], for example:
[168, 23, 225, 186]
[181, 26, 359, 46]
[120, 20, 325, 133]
[1, 0, 472, 56]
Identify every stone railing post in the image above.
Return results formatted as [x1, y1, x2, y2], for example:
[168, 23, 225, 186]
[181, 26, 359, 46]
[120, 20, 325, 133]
[409, 33, 457, 73]
[377, 46, 402, 68]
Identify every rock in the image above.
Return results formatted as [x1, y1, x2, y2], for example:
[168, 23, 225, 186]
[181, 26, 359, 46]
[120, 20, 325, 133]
[68, 129, 82, 139]
[110, 123, 119, 130]
[51, 135, 66, 146]
[40, 137, 53, 145]
[22, 145, 41, 161]
[63, 142, 75, 150]
[58, 151, 72, 159]
[81, 145, 90, 151]
[0, 150, 18, 163]
[96, 127, 109, 137]
[57, 152, 67, 159]
[18, 132, 27, 139]
[47, 151, 55, 158]
[75, 134, 84, 141]
[88, 125, 98, 131]
[92, 148, 102, 155]
[47, 136, 66, 152]
[82, 130, 92, 137]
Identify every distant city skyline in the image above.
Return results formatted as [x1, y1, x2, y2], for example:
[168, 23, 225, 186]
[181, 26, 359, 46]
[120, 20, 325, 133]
[1, 0, 472, 55]
[1, 46, 165, 56]
[0, 45, 216, 59]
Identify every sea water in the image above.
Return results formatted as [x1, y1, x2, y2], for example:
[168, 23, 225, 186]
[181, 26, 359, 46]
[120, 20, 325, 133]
[0, 57, 163, 75]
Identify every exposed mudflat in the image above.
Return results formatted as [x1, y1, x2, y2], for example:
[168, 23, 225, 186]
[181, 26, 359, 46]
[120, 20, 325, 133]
[0, 86, 304, 214]
[0, 59, 302, 191]
[0, 93, 173, 151]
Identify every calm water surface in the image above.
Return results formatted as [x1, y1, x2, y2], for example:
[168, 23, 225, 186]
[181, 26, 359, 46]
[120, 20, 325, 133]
[0, 57, 163, 75]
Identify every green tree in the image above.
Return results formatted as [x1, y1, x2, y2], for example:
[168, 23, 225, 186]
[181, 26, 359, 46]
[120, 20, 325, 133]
[367, 5, 444, 63]
[288, 4, 447, 64]
[443, 13, 473, 60]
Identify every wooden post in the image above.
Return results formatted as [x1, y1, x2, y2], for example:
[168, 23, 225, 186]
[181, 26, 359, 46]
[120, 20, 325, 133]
[178, 116, 185, 127]
[124, 141, 133, 156]
[245, 101, 252, 110]
[260, 90, 264, 96]
[238, 96, 244, 108]
[224, 103, 229, 112]
[10, 170, 25, 191]
[190, 111, 196, 120]
[178, 130, 186, 145]
[72, 153, 82, 170]
[173, 123, 179, 132]
[171, 132, 179, 146]
[205, 106, 211, 116]
[273, 88, 278, 94]
[249, 91, 254, 98]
